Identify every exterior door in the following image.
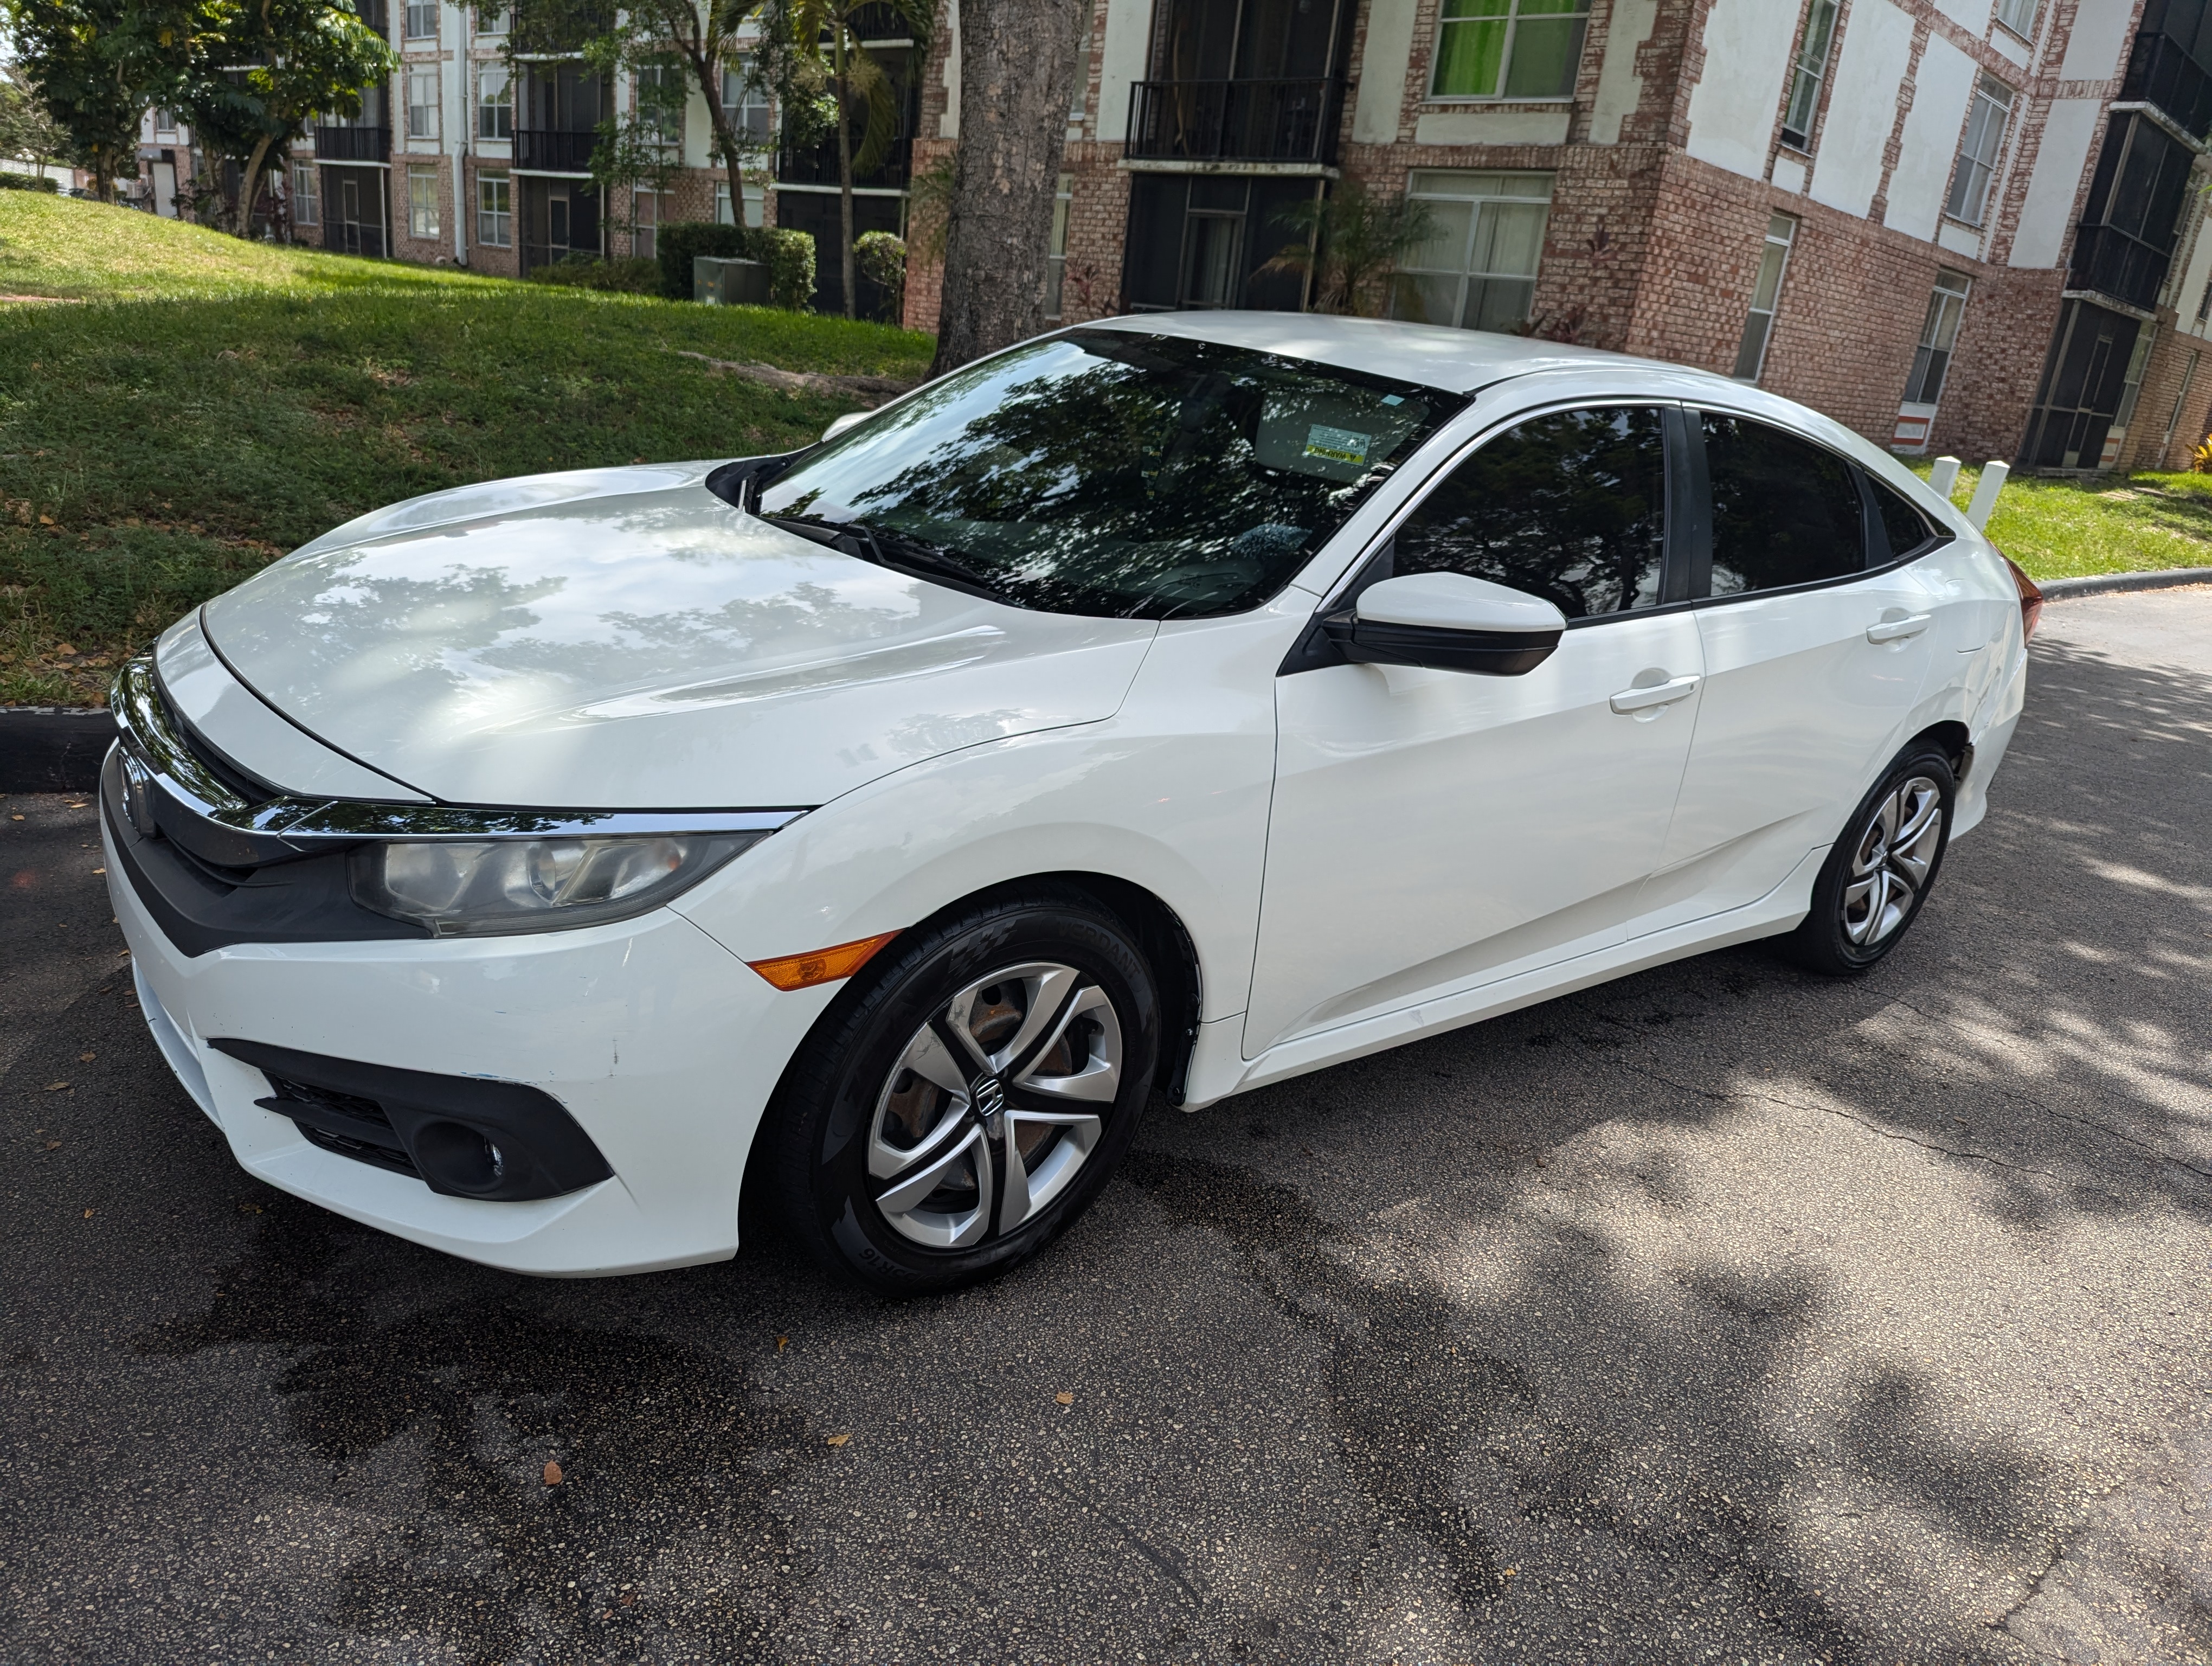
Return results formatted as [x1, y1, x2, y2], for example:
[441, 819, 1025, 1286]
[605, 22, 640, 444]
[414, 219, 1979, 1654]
[1634, 411, 1941, 935]
[1244, 403, 1706, 1056]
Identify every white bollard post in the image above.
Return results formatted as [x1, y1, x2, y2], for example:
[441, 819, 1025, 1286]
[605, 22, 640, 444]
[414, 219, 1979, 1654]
[1965, 460, 2011, 530]
[1929, 456, 1962, 501]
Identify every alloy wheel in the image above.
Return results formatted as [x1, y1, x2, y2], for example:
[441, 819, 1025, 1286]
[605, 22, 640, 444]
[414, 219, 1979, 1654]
[1840, 774, 1944, 948]
[867, 962, 1123, 1250]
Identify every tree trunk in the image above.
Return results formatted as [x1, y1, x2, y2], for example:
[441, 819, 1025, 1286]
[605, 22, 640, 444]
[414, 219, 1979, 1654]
[235, 132, 277, 237]
[927, 0, 1085, 377]
[834, 30, 855, 319]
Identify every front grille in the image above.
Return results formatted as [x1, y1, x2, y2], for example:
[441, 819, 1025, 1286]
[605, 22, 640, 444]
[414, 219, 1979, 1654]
[258, 1072, 422, 1179]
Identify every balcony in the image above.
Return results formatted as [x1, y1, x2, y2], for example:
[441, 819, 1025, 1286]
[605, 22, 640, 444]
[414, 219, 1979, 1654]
[2069, 222, 2173, 312]
[515, 128, 597, 173]
[1125, 78, 1344, 166]
[2123, 29, 2212, 141]
[313, 125, 390, 162]
[776, 132, 912, 190]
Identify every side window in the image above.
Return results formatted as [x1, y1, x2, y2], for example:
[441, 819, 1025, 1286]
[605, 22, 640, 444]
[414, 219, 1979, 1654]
[1701, 413, 1863, 596]
[1393, 406, 1667, 619]
[1866, 475, 1943, 563]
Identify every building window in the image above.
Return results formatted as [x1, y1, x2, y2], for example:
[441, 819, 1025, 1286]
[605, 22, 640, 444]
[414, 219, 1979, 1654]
[153, 108, 178, 136]
[1992, 0, 2041, 39]
[1070, 16, 1093, 121]
[1733, 214, 1798, 381]
[1430, 0, 1590, 101]
[475, 4, 508, 32]
[1905, 271, 1971, 406]
[477, 66, 512, 139]
[1778, 0, 1838, 150]
[292, 162, 320, 227]
[408, 164, 440, 239]
[632, 188, 672, 258]
[636, 60, 682, 149]
[404, 0, 438, 39]
[2162, 349, 2200, 454]
[1395, 170, 1554, 334]
[721, 61, 772, 144]
[2114, 325, 2156, 430]
[1046, 172, 1073, 318]
[478, 174, 511, 245]
[407, 69, 440, 140]
[1945, 75, 2015, 227]
[714, 180, 766, 228]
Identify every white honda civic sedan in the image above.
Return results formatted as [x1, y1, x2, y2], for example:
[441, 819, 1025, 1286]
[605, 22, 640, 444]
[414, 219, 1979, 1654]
[102, 315, 2031, 1291]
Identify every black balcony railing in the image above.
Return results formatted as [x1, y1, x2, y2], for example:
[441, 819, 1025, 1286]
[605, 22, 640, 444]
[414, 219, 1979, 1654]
[515, 128, 598, 172]
[2069, 222, 2174, 312]
[1126, 78, 1343, 166]
[313, 125, 390, 161]
[2123, 30, 2212, 141]
[776, 133, 912, 189]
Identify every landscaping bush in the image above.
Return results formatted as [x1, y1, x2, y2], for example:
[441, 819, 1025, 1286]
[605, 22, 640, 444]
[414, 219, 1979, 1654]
[0, 171, 61, 193]
[654, 220, 816, 311]
[854, 230, 905, 319]
[524, 252, 660, 292]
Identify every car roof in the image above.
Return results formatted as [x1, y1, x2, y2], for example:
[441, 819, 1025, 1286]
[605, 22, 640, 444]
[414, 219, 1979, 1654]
[1077, 310, 1726, 398]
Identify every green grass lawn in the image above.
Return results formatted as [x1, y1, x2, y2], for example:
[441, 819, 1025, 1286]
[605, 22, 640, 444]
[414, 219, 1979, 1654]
[0, 194, 934, 704]
[1917, 462, 2212, 582]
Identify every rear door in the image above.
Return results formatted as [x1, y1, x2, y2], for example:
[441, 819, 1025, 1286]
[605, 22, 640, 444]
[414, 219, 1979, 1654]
[1634, 409, 1944, 935]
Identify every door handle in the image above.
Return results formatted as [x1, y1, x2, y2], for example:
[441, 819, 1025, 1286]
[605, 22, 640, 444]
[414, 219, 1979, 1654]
[1866, 613, 1932, 644]
[1609, 674, 1701, 714]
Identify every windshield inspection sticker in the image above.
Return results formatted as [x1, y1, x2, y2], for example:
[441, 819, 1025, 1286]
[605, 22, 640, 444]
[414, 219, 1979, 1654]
[1303, 424, 1373, 466]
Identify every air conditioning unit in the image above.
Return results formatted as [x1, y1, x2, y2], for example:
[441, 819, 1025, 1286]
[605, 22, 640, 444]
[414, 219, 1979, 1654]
[694, 255, 769, 306]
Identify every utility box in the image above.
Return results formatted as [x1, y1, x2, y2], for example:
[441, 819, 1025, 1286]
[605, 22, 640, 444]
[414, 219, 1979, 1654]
[695, 255, 769, 307]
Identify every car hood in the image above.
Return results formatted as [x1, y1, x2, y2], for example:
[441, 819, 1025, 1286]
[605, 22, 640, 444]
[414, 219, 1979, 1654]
[199, 464, 1159, 809]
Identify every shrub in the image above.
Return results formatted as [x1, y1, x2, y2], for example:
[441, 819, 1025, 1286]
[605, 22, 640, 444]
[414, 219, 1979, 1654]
[524, 253, 660, 292]
[0, 171, 62, 194]
[654, 220, 817, 310]
[854, 230, 905, 318]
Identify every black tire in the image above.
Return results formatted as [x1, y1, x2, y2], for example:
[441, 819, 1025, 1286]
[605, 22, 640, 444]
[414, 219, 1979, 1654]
[1786, 745, 1957, 976]
[769, 886, 1160, 1296]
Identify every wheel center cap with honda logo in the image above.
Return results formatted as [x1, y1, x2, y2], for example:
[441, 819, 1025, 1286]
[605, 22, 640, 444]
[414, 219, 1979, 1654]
[972, 1075, 1006, 1125]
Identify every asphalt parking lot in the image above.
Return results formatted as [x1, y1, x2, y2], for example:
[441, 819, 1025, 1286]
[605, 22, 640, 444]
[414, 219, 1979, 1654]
[3, 592, 2209, 1666]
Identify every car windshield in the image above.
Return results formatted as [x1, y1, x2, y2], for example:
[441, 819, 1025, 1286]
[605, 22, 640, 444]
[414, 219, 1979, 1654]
[754, 330, 1460, 619]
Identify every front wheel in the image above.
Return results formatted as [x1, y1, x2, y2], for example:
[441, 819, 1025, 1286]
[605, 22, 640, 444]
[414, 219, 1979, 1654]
[1786, 747, 1956, 976]
[769, 888, 1161, 1295]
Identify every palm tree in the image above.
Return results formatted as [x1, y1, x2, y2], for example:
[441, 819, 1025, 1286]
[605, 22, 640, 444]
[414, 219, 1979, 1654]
[1259, 182, 1437, 318]
[782, 0, 932, 318]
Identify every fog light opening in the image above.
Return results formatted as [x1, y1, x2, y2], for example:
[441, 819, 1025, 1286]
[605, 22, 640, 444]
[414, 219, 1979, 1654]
[412, 1119, 509, 1195]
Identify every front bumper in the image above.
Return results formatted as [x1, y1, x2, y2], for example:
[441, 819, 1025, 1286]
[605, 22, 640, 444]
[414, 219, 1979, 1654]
[102, 806, 828, 1277]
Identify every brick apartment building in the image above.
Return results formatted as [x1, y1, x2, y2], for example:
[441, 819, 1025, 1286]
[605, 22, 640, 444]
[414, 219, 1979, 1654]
[126, 0, 2212, 473]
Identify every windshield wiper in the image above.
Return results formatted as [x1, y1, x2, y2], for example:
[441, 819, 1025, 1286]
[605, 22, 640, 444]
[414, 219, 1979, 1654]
[761, 511, 1016, 603]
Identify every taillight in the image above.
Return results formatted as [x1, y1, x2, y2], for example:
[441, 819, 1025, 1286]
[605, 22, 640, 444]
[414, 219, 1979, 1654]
[2002, 553, 2043, 641]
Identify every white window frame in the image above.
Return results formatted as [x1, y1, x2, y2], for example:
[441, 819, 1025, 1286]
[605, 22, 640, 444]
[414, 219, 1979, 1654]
[1045, 172, 1073, 319]
[407, 163, 440, 239]
[1945, 74, 2015, 228]
[1393, 170, 1555, 335]
[1904, 271, 1971, 407]
[292, 161, 320, 227]
[714, 180, 766, 228]
[406, 68, 440, 141]
[474, 4, 509, 34]
[2114, 324, 2157, 431]
[632, 186, 673, 257]
[1429, 0, 1591, 104]
[1733, 214, 1798, 383]
[477, 174, 511, 246]
[404, 0, 438, 40]
[477, 65, 512, 140]
[636, 60, 683, 151]
[2161, 349, 2200, 454]
[1778, 0, 1839, 152]
[720, 60, 772, 145]
[1992, 0, 2041, 40]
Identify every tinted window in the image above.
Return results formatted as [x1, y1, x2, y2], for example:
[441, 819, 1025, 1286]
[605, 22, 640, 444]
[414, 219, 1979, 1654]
[1867, 475, 1939, 562]
[1393, 406, 1667, 619]
[756, 331, 1456, 620]
[1702, 413, 1865, 596]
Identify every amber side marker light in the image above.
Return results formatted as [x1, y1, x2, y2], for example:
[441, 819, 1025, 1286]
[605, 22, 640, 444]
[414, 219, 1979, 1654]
[747, 930, 901, 991]
[2001, 553, 2044, 641]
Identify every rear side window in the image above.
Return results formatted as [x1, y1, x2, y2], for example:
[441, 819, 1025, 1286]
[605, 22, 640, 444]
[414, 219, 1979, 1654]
[1866, 474, 1941, 562]
[1393, 405, 1667, 619]
[1701, 413, 1864, 596]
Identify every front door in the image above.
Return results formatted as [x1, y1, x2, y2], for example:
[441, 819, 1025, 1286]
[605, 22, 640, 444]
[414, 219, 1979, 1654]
[1244, 403, 1705, 1056]
[1635, 410, 1941, 935]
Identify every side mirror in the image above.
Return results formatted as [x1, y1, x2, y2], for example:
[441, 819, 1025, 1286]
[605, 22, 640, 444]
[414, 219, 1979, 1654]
[820, 410, 869, 445]
[1324, 572, 1566, 676]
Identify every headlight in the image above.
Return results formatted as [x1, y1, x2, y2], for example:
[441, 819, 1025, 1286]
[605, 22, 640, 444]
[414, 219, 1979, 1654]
[350, 831, 770, 936]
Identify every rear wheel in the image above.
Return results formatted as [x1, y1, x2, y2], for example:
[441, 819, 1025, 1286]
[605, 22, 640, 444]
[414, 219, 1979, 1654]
[770, 888, 1160, 1295]
[1787, 747, 1956, 976]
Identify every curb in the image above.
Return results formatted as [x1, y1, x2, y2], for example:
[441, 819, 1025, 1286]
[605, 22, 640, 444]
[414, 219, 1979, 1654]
[2042, 565, 2212, 601]
[0, 707, 118, 794]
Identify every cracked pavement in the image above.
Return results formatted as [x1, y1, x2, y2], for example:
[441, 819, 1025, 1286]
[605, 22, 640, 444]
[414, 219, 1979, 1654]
[3, 589, 2209, 1665]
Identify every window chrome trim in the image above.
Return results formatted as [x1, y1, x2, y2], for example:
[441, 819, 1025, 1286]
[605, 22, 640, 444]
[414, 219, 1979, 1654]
[110, 656, 808, 867]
